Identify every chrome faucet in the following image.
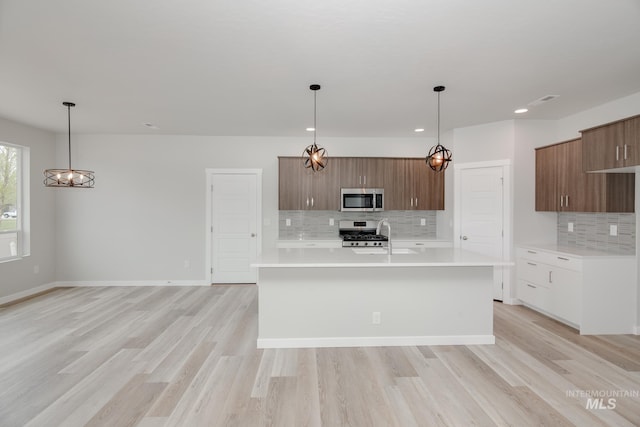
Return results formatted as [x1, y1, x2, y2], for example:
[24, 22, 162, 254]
[376, 218, 391, 254]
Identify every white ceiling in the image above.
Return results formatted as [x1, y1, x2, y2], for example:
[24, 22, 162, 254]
[1, 0, 639, 138]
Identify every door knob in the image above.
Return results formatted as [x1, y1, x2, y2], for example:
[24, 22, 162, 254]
[461, 236, 468, 240]
[251, 233, 256, 237]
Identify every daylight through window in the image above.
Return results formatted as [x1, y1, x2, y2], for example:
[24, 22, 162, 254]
[0, 142, 28, 261]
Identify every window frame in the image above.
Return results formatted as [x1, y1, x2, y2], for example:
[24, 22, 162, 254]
[0, 141, 29, 262]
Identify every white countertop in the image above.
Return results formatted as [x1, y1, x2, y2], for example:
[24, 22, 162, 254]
[518, 244, 635, 258]
[254, 247, 510, 268]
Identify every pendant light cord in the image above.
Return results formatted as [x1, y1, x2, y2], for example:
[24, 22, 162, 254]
[67, 103, 72, 170]
[437, 90, 441, 145]
[313, 89, 317, 146]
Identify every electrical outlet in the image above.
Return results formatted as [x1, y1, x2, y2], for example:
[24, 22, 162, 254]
[610, 224, 618, 236]
[372, 311, 381, 324]
[420, 218, 426, 226]
[286, 218, 291, 226]
[184, 260, 190, 269]
[568, 222, 574, 232]
[329, 218, 334, 226]
[33, 265, 40, 274]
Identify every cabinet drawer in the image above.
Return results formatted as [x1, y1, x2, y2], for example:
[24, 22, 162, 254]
[549, 254, 582, 271]
[516, 258, 550, 285]
[517, 248, 582, 271]
[517, 248, 547, 263]
[517, 280, 552, 312]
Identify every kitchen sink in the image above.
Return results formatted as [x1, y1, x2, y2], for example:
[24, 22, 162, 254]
[351, 248, 416, 255]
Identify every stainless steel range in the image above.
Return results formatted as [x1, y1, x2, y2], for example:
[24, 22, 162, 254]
[339, 220, 389, 247]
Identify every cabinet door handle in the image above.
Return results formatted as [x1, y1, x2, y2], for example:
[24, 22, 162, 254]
[616, 145, 620, 161]
[560, 196, 564, 208]
[311, 197, 314, 207]
[527, 262, 537, 266]
[364, 175, 367, 186]
[527, 250, 537, 254]
[624, 144, 628, 160]
[306, 197, 309, 207]
[548, 271, 553, 283]
[410, 198, 414, 207]
[527, 284, 536, 289]
[557, 256, 569, 261]
[415, 198, 418, 207]
[565, 195, 569, 207]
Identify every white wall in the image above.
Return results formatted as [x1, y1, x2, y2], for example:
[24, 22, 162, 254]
[0, 118, 57, 299]
[556, 92, 640, 141]
[54, 134, 436, 283]
[453, 120, 515, 163]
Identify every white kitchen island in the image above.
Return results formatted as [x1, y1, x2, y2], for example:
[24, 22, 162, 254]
[253, 247, 509, 349]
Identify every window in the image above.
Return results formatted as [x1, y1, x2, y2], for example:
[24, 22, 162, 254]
[0, 142, 29, 261]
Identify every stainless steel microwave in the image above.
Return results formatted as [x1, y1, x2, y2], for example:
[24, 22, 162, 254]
[340, 188, 384, 212]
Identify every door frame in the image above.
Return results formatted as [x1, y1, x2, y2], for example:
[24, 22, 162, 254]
[205, 168, 262, 284]
[453, 159, 513, 303]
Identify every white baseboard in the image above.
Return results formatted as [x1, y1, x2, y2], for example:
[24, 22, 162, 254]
[257, 334, 495, 349]
[0, 282, 58, 306]
[53, 280, 210, 287]
[634, 325, 640, 335]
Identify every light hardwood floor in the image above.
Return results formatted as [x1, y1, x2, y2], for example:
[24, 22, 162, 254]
[1, 285, 639, 426]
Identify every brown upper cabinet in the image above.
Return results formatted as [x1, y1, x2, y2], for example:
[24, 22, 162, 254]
[535, 138, 634, 213]
[278, 157, 340, 210]
[384, 158, 444, 210]
[278, 157, 445, 211]
[338, 157, 385, 188]
[582, 114, 640, 171]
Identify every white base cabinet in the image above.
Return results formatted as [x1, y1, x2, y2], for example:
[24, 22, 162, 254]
[516, 246, 635, 334]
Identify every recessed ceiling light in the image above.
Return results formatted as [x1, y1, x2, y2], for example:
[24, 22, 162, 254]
[514, 108, 528, 114]
[414, 128, 425, 132]
[306, 127, 315, 132]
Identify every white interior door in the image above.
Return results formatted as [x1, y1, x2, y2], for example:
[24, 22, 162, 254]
[211, 172, 259, 283]
[459, 166, 505, 300]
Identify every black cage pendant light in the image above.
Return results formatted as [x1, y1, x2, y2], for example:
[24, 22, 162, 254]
[302, 84, 328, 172]
[44, 102, 95, 188]
[426, 86, 452, 172]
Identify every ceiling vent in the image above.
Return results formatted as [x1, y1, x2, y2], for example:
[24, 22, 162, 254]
[528, 94, 560, 106]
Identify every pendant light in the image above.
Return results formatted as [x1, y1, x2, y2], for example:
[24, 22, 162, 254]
[426, 86, 452, 172]
[44, 102, 95, 188]
[302, 84, 328, 172]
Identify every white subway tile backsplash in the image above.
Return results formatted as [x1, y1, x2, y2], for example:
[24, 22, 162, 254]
[558, 212, 635, 254]
[279, 210, 437, 240]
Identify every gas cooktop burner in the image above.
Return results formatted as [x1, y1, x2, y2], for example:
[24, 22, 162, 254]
[339, 220, 389, 247]
[343, 234, 388, 241]
[342, 234, 388, 247]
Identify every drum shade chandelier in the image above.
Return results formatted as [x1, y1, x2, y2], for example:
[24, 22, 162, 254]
[44, 102, 95, 188]
[426, 86, 453, 172]
[302, 84, 328, 172]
